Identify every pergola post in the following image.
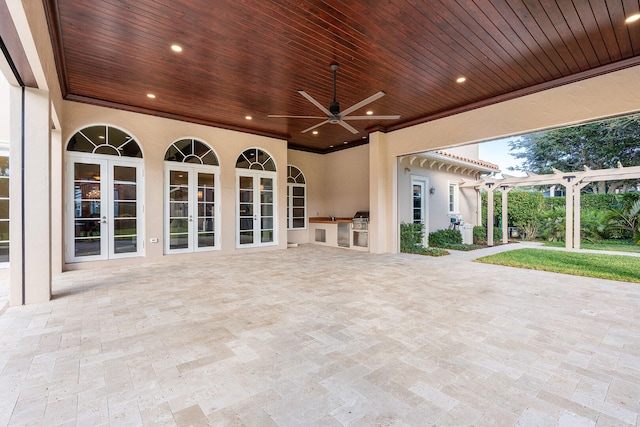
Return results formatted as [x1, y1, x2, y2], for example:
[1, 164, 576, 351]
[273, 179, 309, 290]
[573, 181, 590, 250]
[564, 177, 574, 251]
[476, 189, 482, 226]
[499, 185, 511, 244]
[487, 184, 494, 246]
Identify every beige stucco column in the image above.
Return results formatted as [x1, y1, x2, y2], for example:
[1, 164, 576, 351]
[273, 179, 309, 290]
[369, 131, 396, 254]
[10, 86, 52, 305]
[573, 181, 590, 250]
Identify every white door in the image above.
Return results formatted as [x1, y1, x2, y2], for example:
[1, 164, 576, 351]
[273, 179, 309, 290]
[237, 172, 276, 247]
[66, 154, 143, 262]
[412, 177, 429, 246]
[165, 164, 219, 253]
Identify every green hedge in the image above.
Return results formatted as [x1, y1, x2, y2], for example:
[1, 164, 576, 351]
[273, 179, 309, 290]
[428, 229, 462, 247]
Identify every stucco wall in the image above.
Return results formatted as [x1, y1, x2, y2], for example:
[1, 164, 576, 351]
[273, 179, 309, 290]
[0, 75, 8, 145]
[323, 144, 370, 218]
[285, 149, 324, 244]
[62, 101, 289, 269]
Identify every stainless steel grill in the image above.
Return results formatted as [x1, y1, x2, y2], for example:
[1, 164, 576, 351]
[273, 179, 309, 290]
[352, 211, 369, 230]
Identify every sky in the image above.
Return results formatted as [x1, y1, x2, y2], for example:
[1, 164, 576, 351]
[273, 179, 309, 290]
[478, 137, 527, 177]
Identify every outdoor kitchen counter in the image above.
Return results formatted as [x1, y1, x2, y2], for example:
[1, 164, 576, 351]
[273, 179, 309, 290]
[308, 217, 353, 224]
[308, 217, 369, 251]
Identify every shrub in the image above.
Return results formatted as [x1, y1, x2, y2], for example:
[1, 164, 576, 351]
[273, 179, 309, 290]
[400, 222, 424, 253]
[428, 229, 462, 247]
[538, 206, 565, 242]
[436, 243, 484, 251]
[473, 226, 486, 244]
[410, 246, 450, 257]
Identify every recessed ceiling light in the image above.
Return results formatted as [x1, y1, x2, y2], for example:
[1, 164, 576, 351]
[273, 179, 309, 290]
[626, 13, 640, 23]
[343, 141, 348, 144]
[366, 110, 373, 115]
[329, 145, 334, 148]
[171, 44, 183, 52]
[147, 93, 156, 99]
[362, 136, 366, 139]
[312, 130, 318, 135]
[245, 115, 252, 120]
[456, 76, 466, 83]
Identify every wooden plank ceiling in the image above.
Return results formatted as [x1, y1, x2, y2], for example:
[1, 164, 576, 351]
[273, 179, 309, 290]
[44, 0, 640, 153]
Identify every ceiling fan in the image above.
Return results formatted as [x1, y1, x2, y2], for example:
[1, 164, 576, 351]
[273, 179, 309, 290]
[268, 63, 401, 134]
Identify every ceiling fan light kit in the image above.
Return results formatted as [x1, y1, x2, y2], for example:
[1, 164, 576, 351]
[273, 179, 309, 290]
[268, 63, 400, 134]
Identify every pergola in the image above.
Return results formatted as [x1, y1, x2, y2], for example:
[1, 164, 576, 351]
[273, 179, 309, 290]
[461, 164, 640, 250]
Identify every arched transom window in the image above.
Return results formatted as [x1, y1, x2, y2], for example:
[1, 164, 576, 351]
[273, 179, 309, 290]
[164, 138, 219, 165]
[236, 148, 276, 171]
[287, 165, 306, 230]
[67, 125, 142, 157]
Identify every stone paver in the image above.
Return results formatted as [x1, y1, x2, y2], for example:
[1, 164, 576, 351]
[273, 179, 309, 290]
[0, 244, 639, 426]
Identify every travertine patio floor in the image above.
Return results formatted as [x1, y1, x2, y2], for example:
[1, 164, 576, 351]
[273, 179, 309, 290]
[0, 244, 639, 426]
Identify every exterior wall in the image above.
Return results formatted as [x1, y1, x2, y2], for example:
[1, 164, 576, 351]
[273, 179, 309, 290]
[62, 101, 288, 270]
[443, 144, 479, 160]
[0, 75, 8, 144]
[286, 145, 370, 244]
[323, 144, 369, 218]
[396, 160, 479, 236]
[286, 149, 324, 244]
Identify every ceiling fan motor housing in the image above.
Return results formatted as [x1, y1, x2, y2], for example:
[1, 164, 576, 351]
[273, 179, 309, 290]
[329, 101, 340, 115]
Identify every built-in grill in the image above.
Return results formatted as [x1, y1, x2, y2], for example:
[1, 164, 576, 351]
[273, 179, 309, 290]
[352, 211, 369, 230]
[352, 211, 369, 248]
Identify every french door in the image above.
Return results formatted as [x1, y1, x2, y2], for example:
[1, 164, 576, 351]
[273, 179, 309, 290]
[237, 171, 277, 247]
[66, 154, 143, 262]
[412, 177, 429, 246]
[165, 164, 219, 253]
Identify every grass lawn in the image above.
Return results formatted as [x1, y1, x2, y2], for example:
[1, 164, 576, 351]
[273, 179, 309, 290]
[476, 248, 640, 283]
[542, 239, 640, 253]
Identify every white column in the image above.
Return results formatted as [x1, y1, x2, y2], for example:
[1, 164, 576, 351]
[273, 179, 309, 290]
[573, 181, 590, 250]
[10, 86, 52, 305]
[564, 180, 573, 251]
[500, 186, 510, 244]
[487, 185, 494, 246]
[476, 189, 482, 226]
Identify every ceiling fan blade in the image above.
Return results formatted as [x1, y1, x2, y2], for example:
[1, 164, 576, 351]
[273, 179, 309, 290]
[343, 115, 401, 120]
[298, 90, 333, 116]
[301, 120, 330, 133]
[268, 115, 326, 119]
[340, 91, 386, 117]
[338, 120, 359, 134]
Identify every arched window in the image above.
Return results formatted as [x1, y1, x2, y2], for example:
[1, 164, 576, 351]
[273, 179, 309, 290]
[164, 138, 219, 165]
[164, 139, 220, 253]
[235, 148, 276, 171]
[65, 125, 143, 263]
[235, 148, 277, 247]
[287, 165, 306, 229]
[67, 125, 142, 157]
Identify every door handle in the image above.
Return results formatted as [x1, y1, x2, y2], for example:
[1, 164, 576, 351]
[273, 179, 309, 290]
[102, 216, 107, 224]
[189, 215, 193, 222]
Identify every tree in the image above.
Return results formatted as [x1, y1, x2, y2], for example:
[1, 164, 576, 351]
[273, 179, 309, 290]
[508, 115, 640, 194]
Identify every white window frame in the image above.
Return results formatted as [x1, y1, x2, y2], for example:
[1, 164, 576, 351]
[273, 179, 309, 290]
[164, 163, 221, 254]
[65, 152, 144, 263]
[287, 165, 306, 230]
[235, 169, 278, 248]
[0, 142, 9, 267]
[448, 181, 460, 214]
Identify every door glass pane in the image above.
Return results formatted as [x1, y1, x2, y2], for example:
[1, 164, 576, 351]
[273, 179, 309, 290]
[197, 173, 215, 248]
[260, 177, 274, 243]
[169, 170, 189, 250]
[113, 165, 137, 254]
[74, 162, 102, 257]
[114, 236, 137, 254]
